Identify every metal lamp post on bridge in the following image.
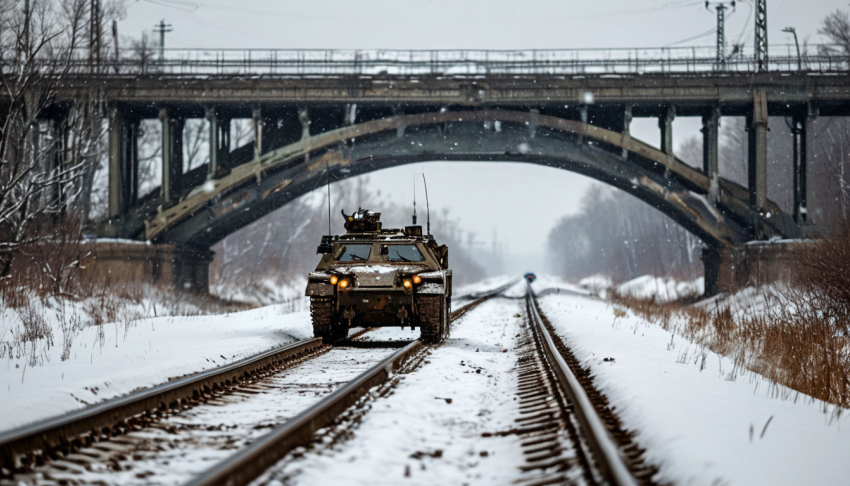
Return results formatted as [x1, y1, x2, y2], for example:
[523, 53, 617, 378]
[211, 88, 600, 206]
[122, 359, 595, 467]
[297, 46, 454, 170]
[782, 27, 802, 72]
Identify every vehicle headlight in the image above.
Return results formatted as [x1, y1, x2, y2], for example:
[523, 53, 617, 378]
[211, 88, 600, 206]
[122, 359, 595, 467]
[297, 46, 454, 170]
[402, 279, 412, 289]
[330, 275, 339, 285]
[339, 279, 350, 289]
[412, 275, 422, 284]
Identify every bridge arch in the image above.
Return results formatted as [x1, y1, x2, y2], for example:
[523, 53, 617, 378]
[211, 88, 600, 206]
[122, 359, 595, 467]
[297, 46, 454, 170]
[145, 110, 806, 253]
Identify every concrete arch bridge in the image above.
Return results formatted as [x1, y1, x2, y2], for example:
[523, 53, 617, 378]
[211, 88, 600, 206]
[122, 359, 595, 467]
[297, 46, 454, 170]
[100, 106, 812, 295]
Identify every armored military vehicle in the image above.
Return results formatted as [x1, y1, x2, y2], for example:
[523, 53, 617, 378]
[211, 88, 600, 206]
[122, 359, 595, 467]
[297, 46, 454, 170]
[305, 209, 452, 343]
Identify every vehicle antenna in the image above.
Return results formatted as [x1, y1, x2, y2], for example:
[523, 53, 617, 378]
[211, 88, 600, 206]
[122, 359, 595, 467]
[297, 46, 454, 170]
[412, 173, 417, 225]
[422, 173, 431, 236]
[326, 160, 332, 235]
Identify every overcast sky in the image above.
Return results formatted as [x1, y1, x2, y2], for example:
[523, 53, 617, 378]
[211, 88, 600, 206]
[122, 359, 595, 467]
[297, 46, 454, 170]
[120, 0, 846, 273]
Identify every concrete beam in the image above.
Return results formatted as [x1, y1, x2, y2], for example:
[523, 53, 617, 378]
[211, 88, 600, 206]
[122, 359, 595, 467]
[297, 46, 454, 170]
[47, 73, 850, 109]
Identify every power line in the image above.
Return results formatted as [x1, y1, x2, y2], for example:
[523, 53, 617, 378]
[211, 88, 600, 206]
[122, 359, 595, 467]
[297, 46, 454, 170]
[665, 27, 718, 46]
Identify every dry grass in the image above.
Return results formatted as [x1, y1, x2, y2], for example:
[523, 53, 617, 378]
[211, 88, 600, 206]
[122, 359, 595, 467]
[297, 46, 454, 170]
[610, 228, 850, 409]
[0, 219, 254, 368]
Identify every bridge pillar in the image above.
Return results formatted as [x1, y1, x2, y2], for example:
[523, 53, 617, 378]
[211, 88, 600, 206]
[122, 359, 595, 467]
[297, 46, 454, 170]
[621, 105, 633, 159]
[160, 108, 184, 206]
[747, 88, 769, 237]
[793, 104, 817, 223]
[107, 108, 139, 221]
[41, 117, 64, 208]
[252, 105, 263, 160]
[206, 107, 231, 179]
[701, 106, 720, 204]
[298, 108, 311, 140]
[659, 105, 675, 156]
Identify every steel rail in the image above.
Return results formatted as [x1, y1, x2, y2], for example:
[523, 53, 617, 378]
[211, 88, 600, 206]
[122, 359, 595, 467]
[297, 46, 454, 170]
[526, 283, 639, 486]
[0, 278, 515, 475]
[0, 338, 324, 468]
[185, 339, 423, 486]
[184, 278, 517, 486]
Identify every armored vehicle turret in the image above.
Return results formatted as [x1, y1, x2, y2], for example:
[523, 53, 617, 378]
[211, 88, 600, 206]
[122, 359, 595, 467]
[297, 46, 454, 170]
[305, 209, 452, 343]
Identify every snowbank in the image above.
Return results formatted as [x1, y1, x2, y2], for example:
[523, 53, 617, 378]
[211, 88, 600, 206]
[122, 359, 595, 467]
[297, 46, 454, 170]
[694, 284, 787, 319]
[578, 274, 613, 294]
[211, 276, 308, 307]
[531, 274, 592, 296]
[534, 282, 850, 486]
[616, 275, 704, 302]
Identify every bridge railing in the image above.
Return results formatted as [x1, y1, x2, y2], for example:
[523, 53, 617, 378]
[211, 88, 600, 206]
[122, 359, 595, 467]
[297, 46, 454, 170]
[15, 44, 850, 77]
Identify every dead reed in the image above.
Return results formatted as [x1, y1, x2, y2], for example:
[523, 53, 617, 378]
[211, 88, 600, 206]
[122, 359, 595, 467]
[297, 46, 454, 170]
[611, 228, 850, 408]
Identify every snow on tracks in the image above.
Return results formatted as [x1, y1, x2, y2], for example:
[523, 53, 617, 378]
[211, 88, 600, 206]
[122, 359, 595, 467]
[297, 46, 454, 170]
[270, 297, 530, 486]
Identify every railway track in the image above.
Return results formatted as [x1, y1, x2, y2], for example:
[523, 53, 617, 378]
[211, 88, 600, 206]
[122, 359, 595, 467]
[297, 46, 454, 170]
[523, 283, 648, 486]
[0, 279, 515, 485]
[1, 278, 654, 486]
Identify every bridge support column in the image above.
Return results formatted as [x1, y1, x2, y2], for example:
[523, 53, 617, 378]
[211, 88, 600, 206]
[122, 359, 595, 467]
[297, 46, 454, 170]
[621, 105, 633, 159]
[659, 105, 675, 156]
[747, 88, 769, 237]
[252, 105, 263, 160]
[206, 107, 231, 179]
[702, 106, 720, 204]
[298, 108, 311, 140]
[108, 108, 139, 222]
[42, 118, 64, 207]
[793, 104, 816, 223]
[160, 108, 184, 206]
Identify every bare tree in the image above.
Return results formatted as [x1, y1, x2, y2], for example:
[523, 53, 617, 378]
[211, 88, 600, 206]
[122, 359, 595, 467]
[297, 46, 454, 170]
[0, 0, 124, 276]
[819, 10, 850, 56]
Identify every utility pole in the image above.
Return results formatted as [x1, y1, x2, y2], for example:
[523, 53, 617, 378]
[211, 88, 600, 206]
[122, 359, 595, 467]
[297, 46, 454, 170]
[754, 0, 768, 72]
[782, 26, 801, 71]
[706, 1, 735, 66]
[153, 19, 172, 61]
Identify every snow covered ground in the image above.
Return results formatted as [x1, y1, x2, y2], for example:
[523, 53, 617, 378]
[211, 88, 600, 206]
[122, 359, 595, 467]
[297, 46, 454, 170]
[211, 276, 309, 307]
[0, 305, 312, 433]
[9, 273, 842, 485]
[615, 275, 704, 302]
[533, 276, 850, 486]
[20, 347, 397, 485]
[0, 276, 512, 435]
[452, 275, 517, 304]
[270, 291, 534, 485]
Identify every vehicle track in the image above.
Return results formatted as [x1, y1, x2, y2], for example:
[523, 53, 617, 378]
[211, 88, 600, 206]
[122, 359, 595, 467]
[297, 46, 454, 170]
[0, 280, 516, 485]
